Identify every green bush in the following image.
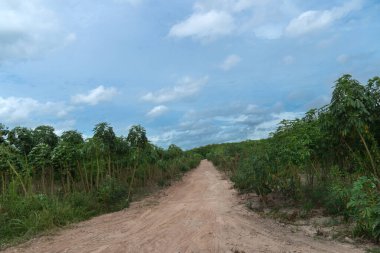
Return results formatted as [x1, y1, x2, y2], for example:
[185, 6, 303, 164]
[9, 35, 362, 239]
[96, 177, 129, 212]
[347, 176, 380, 239]
[232, 156, 273, 197]
[372, 204, 380, 241]
[325, 183, 351, 216]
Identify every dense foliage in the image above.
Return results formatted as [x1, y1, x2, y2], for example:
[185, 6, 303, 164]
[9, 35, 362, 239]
[0, 123, 201, 246]
[194, 74, 380, 241]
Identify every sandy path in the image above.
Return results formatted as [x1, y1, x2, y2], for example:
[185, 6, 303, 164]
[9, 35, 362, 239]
[3, 160, 364, 253]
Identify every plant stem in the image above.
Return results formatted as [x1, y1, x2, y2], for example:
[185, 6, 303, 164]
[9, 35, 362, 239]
[8, 161, 27, 196]
[358, 131, 377, 176]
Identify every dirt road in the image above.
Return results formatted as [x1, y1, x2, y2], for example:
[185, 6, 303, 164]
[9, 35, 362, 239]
[3, 160, 364, 253]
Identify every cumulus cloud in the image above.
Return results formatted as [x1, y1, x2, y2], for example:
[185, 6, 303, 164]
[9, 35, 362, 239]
[72, 86, 118, 105]
[170, 0, 363, 41]
[169, 10, 234, 41]
[169, 0, 299, 41]
[0, 0, 75, 62]
[168, 0, 249, 41]
[285, 0, 363, 36]
[0, 96, 72, 124]
[220, 54, 241, 70]
[146, 105, 168, 118]
[142, 76, 208, 104]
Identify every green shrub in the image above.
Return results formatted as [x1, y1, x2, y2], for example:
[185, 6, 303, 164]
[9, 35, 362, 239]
[347, 176, 380, 239]
[96, 177, 129, 212]
[373, 204, 380, 241]
[232, 156, 273, 198]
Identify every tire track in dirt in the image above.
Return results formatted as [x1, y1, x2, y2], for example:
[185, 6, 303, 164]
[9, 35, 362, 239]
[2, 160, 364, 253]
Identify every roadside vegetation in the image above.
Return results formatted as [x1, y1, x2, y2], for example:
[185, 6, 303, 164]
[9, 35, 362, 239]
[0, 123, 201, 247]
[193, 74, 380, 242]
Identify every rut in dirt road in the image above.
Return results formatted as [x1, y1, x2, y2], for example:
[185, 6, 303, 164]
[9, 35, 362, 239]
[3, 160, 364, 253]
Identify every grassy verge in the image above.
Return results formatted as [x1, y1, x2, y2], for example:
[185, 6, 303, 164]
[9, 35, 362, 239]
[0, 178, 128, 248]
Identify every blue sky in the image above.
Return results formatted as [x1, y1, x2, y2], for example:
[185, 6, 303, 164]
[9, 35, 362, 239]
[0, 0, 379, 149]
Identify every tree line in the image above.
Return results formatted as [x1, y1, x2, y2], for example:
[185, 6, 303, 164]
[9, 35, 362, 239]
[0, 122, 201, 246]
[194, 74, 380, 241]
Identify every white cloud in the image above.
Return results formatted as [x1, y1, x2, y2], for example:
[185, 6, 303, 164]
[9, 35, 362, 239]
[150, 129, 179, 145]
[220, 54, 241, 70]
[0, 0, 75, 62]
[286, 0, 363, 36]
[169, 0, 259, 41]
[53, 120, 77, 136]
[147, 105, 168, 118]
[142, 76, 208, 104]
[0, 96, 72, 124]
[249, 111, 304, 140]
[169, 10, 234, 41]
[238, 0, 299, 39]
[150, 103, 304, 149]
[170, 0, 300, 41]
[72, 86, 118, 105]
[171, 0, 363, 41]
